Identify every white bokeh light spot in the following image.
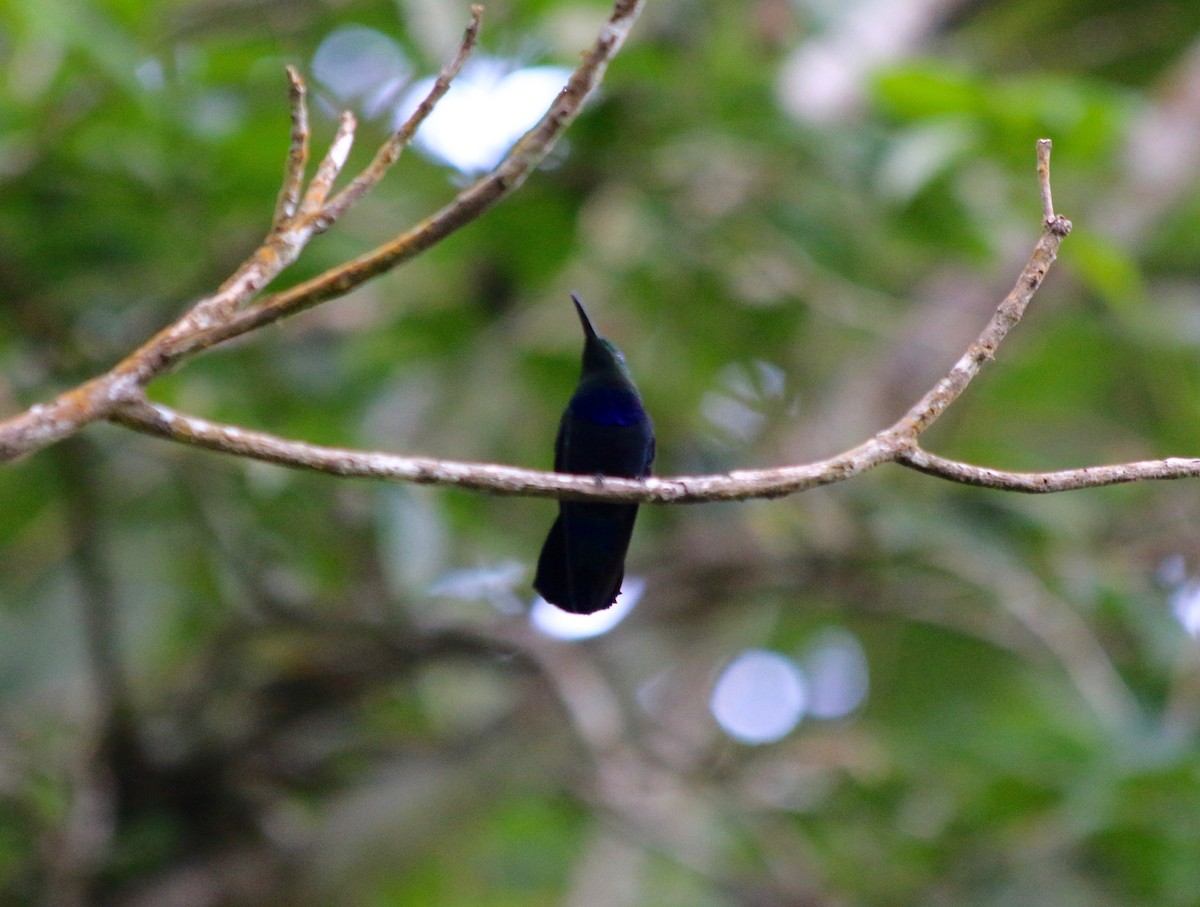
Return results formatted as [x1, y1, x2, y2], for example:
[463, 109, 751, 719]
[530, 576, 644, 641]
[398, 59, 572, 173]
[803, 629, 869, 719]
[313, 25, 410, 118]
[1170, 579, 1200, 639]
[711, 649, 807, 745]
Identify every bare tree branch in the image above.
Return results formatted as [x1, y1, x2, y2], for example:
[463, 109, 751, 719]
[897, 448, 1200, 492]
[104, 143, 1102, 504]
[0, 1, 642, 464]
[897, 219, 1072, 437]
[155, 0, 647, 366]
[2, 6, 1192, 509]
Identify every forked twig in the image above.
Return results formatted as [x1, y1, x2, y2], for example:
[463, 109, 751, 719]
[155, 0, 647, 366]
[0, 1, 636, 462]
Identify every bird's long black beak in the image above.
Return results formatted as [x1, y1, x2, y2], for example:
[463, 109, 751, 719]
[571, 293, 598, 341]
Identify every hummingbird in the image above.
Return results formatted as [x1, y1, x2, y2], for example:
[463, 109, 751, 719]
[534, 295, 655, 614]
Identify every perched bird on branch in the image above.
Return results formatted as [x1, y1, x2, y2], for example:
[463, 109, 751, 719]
[534, 295, 655, 614]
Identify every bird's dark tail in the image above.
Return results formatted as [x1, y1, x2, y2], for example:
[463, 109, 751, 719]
[534, 503, 635, 614]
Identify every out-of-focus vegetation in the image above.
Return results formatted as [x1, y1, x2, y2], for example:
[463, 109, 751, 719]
[5, 0, 1200, 904]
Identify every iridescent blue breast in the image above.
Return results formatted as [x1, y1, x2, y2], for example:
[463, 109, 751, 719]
[570, 386, 646, 427]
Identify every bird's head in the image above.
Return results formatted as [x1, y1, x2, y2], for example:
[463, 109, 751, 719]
[572, 294, 635, 383]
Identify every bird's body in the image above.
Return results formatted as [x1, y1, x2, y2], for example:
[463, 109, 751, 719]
[534, 296, 654, 614]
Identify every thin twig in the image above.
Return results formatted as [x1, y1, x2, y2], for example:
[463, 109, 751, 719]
[171, 108, 348, 332]
[299, 111, 357, 215]
[273, 66, 310, 225]
[1038, 138, 1055, 223]
[897, 447, 1200, 492]
[0, 4, 498, 462]
[155, 0, 648, 367]
[894, 212, 1072, 438]
[314, 5, 485, 232]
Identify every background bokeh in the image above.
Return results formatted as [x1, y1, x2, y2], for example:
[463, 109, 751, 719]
[5, 0, 1200, 904]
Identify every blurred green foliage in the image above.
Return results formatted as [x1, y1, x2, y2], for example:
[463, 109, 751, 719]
[4, 0, 1200, 904]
